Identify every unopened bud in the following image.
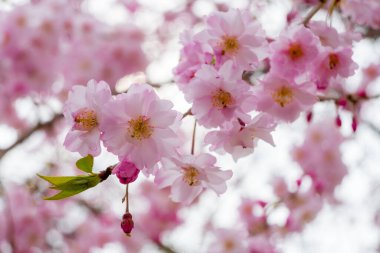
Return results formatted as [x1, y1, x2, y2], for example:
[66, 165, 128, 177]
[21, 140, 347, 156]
[335, 115, 342, 127]
[121, 212, 134, 236]
[113, 159, 140, 184]
[352, 116, 358, 132]
[306, 111, 313, 123]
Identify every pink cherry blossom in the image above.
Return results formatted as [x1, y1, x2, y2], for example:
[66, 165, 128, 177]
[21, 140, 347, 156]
[202, 8, 267, 69]
[255, 73, 317, 122]
[154, 153, 233, 205]
[205, 114, 276, 161]
[284, 187, 323, 233]
[269, 26, 319, 78]
[63, 80, 112, 156]
[341, 0, 380, 29]
[173, 30, 214, 91]
[293, 120, 347, 196]
[208, 228, 249, 253]
[186, 61, 254, 128]
[312, 47, 358, 88]
[101, 83, 181, 173]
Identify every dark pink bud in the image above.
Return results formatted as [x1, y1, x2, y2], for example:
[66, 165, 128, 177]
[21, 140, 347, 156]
[121, 212, 134, 236]
[357, 89, 367, 99]
[306, 111, 313, 123]
[336, 98, 347, 107]
[113, 159, 140, 184]
[296, 178, 302, 187]
[257, 200, 267, 207]
[335, 115, 342, 127]
[352, 116, 358, 132]
[286, 9, 298, 24]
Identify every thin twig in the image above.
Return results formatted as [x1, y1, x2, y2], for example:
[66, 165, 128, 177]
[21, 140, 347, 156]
[182, 108, 193, 119]
[301, 1, 326, 26]
[191, 120, 197, 155]
[125, 184, 129, 213]
[0, 114, 63, 160]
[156, 241, 178, 253]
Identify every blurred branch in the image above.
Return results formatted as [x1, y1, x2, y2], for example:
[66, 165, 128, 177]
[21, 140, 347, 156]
[0, 114, 63, 160]
[301, 1, 326, 26]
[156, 241, 178, 253]
[363, 28, 380, 39]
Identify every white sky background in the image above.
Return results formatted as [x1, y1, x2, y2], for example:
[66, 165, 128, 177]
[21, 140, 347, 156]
[1, 0, 380, 252]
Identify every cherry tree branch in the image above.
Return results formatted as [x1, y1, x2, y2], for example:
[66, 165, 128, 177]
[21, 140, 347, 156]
[0, 114, 63, 160]
[301, 1, 326, 26]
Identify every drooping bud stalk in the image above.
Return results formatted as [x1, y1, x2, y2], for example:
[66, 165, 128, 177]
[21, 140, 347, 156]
[121, 184, 134, 236]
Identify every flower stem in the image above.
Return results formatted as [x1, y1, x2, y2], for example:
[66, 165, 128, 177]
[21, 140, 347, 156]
[191, 120, 197, 155]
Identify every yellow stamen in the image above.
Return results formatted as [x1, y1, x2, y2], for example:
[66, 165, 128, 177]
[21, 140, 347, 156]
[328, 53, 339, 70]
[221, 36, 239, 55]
[272, 86, 293, 107]
[74, 108, 98, 131]
[212, 89, 234, 109]
[182, 166, 200, 186]
[288, 43, 303, 60]
[127, 115, 153, 141]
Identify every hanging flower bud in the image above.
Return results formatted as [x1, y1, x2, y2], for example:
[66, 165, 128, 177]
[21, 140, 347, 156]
[335, 114, 342, 127]
[306, 111, 313, 123]
[351, 115, 358, 132]
[113, 159, 140, 184]
[121, 212, 134, 236]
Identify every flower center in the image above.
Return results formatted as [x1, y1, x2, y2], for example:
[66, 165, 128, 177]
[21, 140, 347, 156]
[127, 115, 153, 141]
[212, 89, 234, 109]
[272, 86, 293, 107]
[221, 36, 239, 55]
[328, 53, 339, 70]
[288, 43, 303, 60]
[223, 239, 235, 251]
[73, 108, 98, 131]
[182, 166, 200, 186]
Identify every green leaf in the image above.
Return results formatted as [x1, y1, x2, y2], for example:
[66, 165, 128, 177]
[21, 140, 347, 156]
[75, 155, 94, 173]
[38, 174, 101, 200]
[50, 175, 100, 191]
[44, 188, 87, 200]
[37, 174, 80, 186]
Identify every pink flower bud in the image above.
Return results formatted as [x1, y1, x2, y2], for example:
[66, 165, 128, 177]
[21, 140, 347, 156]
[351, 116, 358, 132]
[356, 89, 367, 98]
[306, 111, 313, 123]
[121, 212, 134, 236]
[335, 115, 342, 127]
[336, 98, 347, 107]
[113, 159, 140, 184]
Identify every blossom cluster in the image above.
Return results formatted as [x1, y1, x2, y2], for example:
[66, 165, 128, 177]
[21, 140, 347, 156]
[0, 0, 147, 128]
[63, 80, 232, 205]
[16, 1, 379, 251]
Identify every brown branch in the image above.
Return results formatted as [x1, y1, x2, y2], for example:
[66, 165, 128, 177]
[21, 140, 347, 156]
[156, 241, 178, 253]
[191, 120, 197, 155]
[301, 1, 326, 26]
[182, 108, 193, 119]
[0, 114, 63, 160]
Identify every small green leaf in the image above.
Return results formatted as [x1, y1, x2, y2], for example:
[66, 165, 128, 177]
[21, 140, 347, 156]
[44, 188, 87, 200]
[38, 174, 101, 200]
[37, 174, 80, 186]
[75, 155, 94, 173]
[50, 175, 100, 191]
